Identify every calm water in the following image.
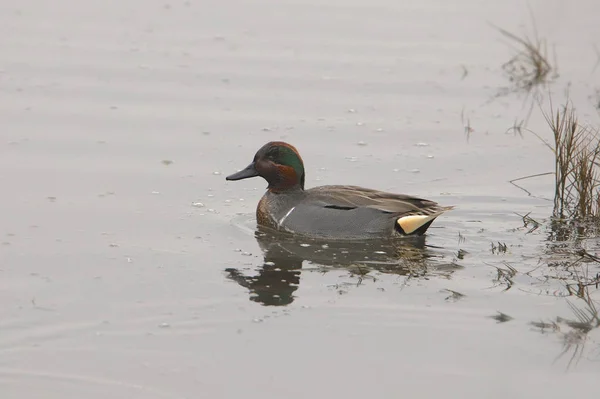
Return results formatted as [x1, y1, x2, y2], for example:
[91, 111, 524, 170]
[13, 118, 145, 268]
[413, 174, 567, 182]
[2, 0, 600, 397]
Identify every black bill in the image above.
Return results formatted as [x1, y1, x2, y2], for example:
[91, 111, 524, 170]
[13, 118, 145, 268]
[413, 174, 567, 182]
[226, 162, 259, 181]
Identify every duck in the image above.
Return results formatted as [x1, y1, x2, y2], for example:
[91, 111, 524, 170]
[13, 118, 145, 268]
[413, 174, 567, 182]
[226, 141, 453, 240]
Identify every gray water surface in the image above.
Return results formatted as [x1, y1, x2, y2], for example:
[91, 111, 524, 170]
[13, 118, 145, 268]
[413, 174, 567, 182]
[2, 0, 600, 398]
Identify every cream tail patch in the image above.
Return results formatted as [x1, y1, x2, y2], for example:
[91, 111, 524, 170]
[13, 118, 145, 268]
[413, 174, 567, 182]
[397, 212, 441, 234]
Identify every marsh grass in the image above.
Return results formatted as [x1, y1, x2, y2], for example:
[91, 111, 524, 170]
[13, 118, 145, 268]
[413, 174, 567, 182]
[460, 107, 474, 141]
[489, 261, 517, 291]
[564, 250, 600, 297]
[541, 100, 600, 222]
[492, 22, 557, 130]
[490, 241, 508, 254]
[515, 211, 540, 233]
[488, 15, 600, 371]
[442, 289, 465, 302]
[514, 97, 600, 225]
[497, 26, 553, 93]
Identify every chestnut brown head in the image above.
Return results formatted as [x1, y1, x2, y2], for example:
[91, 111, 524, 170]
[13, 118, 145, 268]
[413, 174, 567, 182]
[226, 141, 305, 192]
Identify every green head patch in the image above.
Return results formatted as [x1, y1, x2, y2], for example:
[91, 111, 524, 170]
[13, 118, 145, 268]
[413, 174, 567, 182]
[263, 142, 305, 189]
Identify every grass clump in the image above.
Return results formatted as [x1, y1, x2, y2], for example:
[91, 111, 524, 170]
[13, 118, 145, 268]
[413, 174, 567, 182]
[497, 26, 554, 93]
[541, 100, 600, 221]
[491, 22, 557, 133]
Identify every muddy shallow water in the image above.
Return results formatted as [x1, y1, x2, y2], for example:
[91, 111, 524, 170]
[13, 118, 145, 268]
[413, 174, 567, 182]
[2, 0, 600, 397]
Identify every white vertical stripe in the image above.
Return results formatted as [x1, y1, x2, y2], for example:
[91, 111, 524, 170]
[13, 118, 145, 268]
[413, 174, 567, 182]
[278, 207, 296, 226]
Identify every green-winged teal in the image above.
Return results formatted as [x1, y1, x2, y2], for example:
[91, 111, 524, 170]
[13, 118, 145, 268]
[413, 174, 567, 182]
[226, 141, 453, 240]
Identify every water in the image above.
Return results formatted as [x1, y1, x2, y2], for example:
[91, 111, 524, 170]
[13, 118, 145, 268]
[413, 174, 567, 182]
[2, 0, 600, 397]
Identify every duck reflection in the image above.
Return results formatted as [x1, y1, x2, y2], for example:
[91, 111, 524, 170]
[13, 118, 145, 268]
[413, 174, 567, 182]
[225, 227, 458, 306]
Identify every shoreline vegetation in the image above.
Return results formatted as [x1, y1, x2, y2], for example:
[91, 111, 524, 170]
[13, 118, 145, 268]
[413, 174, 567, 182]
[491, 21, 600, 367]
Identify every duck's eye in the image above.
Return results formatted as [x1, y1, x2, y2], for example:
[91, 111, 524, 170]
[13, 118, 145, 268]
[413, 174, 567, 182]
[266, 149, 279, 161]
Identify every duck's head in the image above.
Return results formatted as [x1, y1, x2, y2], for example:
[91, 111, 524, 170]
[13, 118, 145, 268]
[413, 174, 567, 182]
[226, 141, 305, 192]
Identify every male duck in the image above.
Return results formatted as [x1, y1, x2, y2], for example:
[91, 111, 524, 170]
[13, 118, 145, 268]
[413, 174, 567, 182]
[226, 141, 453, 240]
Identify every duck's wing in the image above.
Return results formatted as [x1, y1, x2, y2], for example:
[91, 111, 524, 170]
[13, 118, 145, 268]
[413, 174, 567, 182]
[305, 185, 452, 215]
[278, 203, 401, 239]
[298, 185, 454, 236]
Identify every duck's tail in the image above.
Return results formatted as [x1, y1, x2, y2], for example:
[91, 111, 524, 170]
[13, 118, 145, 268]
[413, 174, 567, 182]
[396, 206, 455, 235]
